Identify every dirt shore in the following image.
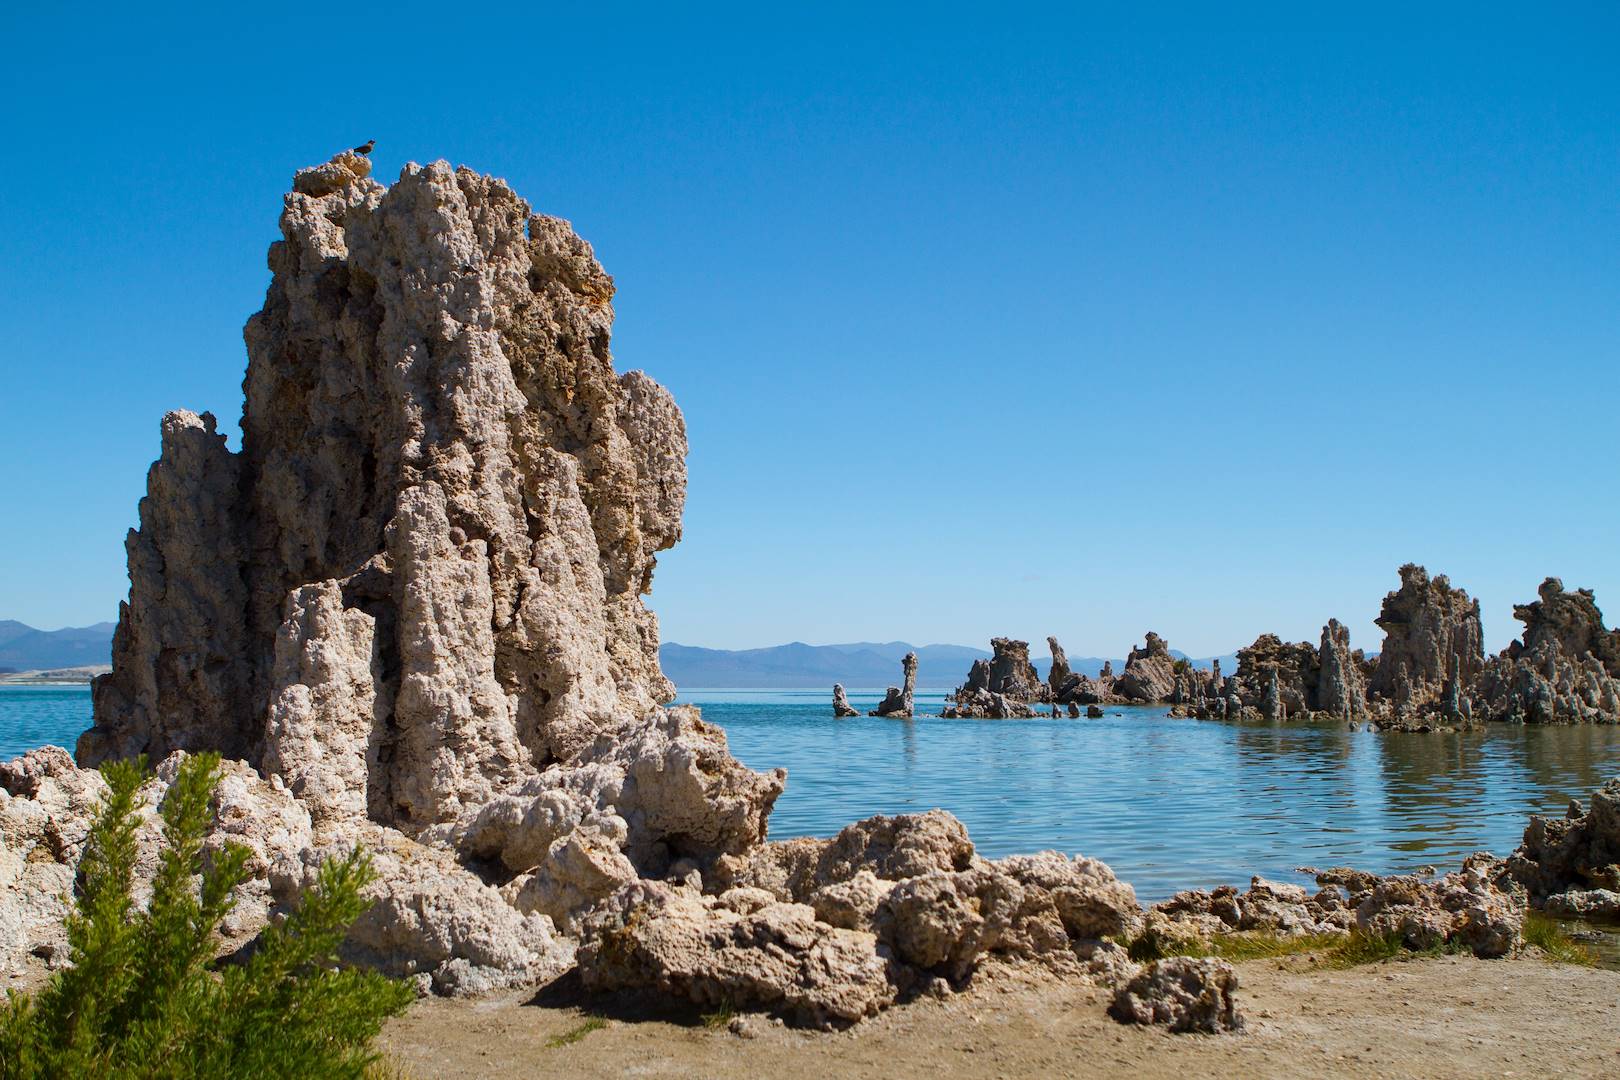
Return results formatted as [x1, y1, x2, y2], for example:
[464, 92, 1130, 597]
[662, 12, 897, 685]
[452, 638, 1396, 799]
[379, 953, 1620, 1079]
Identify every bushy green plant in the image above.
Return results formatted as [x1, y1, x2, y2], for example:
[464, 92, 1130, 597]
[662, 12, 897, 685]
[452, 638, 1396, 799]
[0, 752, 413, 1079]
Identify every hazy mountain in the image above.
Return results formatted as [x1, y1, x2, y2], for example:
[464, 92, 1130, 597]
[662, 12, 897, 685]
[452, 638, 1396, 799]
[0, 621, 116, 672]
[0, 618, 1240, 688]
[659, 641, 1239, 689]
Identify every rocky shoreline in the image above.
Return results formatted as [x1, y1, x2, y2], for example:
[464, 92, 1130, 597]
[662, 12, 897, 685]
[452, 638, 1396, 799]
[2, 151, 1615, 1044]
[856, 565, 1620, 730]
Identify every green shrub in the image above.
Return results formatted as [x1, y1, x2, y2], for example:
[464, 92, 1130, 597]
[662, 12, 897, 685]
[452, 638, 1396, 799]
[0, 752, 413, 1079]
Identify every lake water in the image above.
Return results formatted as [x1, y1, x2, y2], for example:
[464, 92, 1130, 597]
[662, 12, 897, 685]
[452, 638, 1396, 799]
[8, 684, 1620, 902]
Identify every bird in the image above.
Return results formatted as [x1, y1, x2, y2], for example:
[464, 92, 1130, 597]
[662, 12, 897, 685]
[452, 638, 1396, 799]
[352, 139, 375, 156]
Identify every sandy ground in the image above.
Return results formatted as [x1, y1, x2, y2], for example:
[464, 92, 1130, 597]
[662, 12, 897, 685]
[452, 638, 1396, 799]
[378, 954, 1620, 1079]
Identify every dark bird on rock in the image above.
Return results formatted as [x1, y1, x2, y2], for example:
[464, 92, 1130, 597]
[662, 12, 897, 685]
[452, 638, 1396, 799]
[353, 139, 375, 156]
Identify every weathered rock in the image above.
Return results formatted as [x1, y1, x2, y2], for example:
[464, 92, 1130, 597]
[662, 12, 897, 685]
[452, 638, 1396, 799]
[41, 151, 811, 999]
[1, 747, 313, 971]
[577, 881, 895, 1028]
[1, 747, 111, 972]
[714, 810, 976, 901]
[870, 653, 917, 718]
[947, 639, 1046, 716]
[1503, 779, 1620, 902]
[1475, 579, 1620, 725]
[832, 684, 860, 717]
[1367, 564, 1484, 722]
[83, 151, 689, 803]
[1351, 857, 1523, 958]
[1086, 704, 1105, 718]
[1316, 619, 1368, 720]
[1154, 858, 1524, 960]
[941, 688, 1039, 719]
[1234, 634, 1318, 718]
[260, 581, 379, 829]
[424, 706, 784, 881]
[1114, 633, 1178, 703]
[1046, 636, 1072, 696]
[271, 824, 573, 996]
[1108, 958, 1243, 1034]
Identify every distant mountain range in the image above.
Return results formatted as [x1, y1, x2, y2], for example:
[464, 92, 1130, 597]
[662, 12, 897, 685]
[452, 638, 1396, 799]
[0, 620, 116, 672]
[0, 620, 1243, 690]
[659, 641, 1240, 689]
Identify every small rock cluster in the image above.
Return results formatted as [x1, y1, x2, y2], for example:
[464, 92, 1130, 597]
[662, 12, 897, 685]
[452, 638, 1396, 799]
[579, 810, 1143, 1027]
[1142, 858, 1525, 960]
[1503, 778, 1620, 919]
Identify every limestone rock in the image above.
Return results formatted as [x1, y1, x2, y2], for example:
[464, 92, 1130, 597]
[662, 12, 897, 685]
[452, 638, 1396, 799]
[1233, 634, 1318, 718]
[425, 706, 784, 884]
[1475, 579, 1620, 725]
[832, 684, 860, 717]
[1, 747, 312, 971]
[715, 810, 977, 901]
[1367, 564, 1484, 721]
[55, 150, 811, 1000]
[1, 747, 112, 973]
[271, 824, 573, 996]
[83, 152, 689, 806]
[1046, 636, 1072, 696]
[1108, 957, 1243, 1034]
[261, 580, 379, 829]
[1503, 779, 1620, 902]
[1113, 633, 1178, 704]
[945, 639, 1048, 717]
[1316, 619, 1368, 720]
[1154, 859, 1523, 959]
[869, 653, 917, 718]
[577, 881, 895, 1028]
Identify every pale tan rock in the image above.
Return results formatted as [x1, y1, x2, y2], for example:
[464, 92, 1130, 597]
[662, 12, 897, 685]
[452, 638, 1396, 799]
[578, 881, 895, 1027]
[261, 581, 379, 829]
[503, 826, 639, 934]
[1108, 957, 1243, 1033]
[83, 152, 691, 809]
[271, 824, 573, 996]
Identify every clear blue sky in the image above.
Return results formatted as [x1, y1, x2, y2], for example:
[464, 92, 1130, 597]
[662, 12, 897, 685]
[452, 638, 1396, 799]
[1, 5, 1616, 657]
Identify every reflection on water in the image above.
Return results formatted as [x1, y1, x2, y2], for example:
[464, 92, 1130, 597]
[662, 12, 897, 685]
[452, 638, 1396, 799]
[7, 684, 1620, 903]
[678, 688, 1620, 901]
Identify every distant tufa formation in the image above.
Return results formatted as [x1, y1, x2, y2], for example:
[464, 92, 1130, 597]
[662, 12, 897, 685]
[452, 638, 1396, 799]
[868, 651, 917, 718]
[841, 564, 1619, 729]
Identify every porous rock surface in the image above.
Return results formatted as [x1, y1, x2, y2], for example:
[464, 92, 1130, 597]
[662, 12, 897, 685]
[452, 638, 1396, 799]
[870, 652, 917, 718]
[2, 151, 1171, 1029]
[1475, 579, 1620, 725]
[1503, 778, 1620, 917]
[1113, 633, 1179, 704]
[3, 151, 774, 997]
[1366, 564, 1483, 725]
[943, 638, 1045, 718]
[1149, 856, 1526, 960]
[1108, 957, 1243, 1034]
[577, 810, 1145, 1025]
[83, 149, 687, 791]
[832, 684, 860, 717]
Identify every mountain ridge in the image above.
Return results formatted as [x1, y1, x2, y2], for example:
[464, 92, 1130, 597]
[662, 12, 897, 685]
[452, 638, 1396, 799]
[0, 620, 1243, 689]
[659, 640, 1240, 689]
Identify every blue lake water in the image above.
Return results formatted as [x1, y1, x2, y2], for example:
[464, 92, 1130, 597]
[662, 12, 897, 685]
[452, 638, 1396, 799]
[8, 684, 1620, 901]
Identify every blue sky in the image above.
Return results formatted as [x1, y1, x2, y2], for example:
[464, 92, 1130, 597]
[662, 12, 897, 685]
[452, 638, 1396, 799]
[1, 5, 1616, 657]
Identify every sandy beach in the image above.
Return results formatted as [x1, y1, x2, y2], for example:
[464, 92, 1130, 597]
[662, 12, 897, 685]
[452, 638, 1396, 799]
[380, 953, 1620, 1079]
